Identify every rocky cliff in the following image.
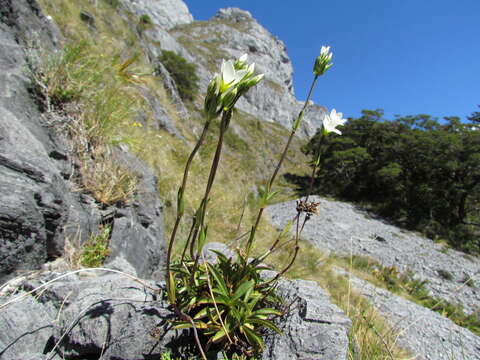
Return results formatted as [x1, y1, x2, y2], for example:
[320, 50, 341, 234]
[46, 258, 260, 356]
[0, 0, 167, 283]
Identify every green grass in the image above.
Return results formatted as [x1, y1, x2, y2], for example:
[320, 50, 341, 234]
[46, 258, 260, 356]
[334, 255, 480, 336]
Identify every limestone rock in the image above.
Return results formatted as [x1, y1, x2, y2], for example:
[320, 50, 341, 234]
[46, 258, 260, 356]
[0, 0, 168, 283]
[0, 270, 350, 359]
[263, 278, 351, 360]
[340, 269, 480, 360]
[267, 196, 480, 314]
[118, 0, 193, 60]
[0, 0, 98, 282]
[106, 148, 167, 280]
[0, 289, 57, 359]
[120, 0, 193, 30]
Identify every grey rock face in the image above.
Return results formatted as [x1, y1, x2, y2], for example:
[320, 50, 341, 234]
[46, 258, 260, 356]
[0, 271, 172, 359]
[0, 269, 350, 360]
[0, 290, 57, 359]
[0, 0, 96, 282]
[0, 0, 168, 283]
[106, 149, 166, 280]
[339, 269, 480, 360]
[267, 196, 480, 314]
[120, 0, 193, 30]
[263, 278, 351, 360]
[118, 0, 193, 61]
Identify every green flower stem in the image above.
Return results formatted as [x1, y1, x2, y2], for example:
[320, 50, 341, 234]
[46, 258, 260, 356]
[189, 110, 232, 259]
[247, 74, 319, 258]
[304, 131, 326, 203]
[166, 116, 213, 304]
[180, 216, 196, 264]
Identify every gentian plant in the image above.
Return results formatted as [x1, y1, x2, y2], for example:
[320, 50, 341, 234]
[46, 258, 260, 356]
[165, 47, 344, 358]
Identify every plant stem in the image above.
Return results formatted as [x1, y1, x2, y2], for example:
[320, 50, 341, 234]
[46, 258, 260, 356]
[249, 74, 319, 258]
[166, 117, 212, 302]
[189, 110, 232, 258]
[304, 131, 326, 202]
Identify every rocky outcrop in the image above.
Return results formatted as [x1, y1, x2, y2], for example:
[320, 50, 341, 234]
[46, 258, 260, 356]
[267, 196, 480, 314]
[118, 0, 193, 61]
[0, 0, 167, 283]
[263, 277, 351, 360]
[0, 267, 351, 360]
[0, 0, 88, 281]
[121, 0, 193, 30]
[337, 269, 480, 360]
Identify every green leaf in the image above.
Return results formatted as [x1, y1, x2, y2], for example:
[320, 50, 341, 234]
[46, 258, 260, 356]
[248, 318, 282, 334]
[211, 328, 227, 343]
[252, 308, 282, 316]
[242, 325, 264, 349]
[193, 307, 209, 320]
[172, 320, 208, 330]
[209, 249, 229, 263]
[172, 321, 192, 330]
[167, 272, 176, 304]
[197, 225, 208, 254]
[233, 280, 254, 301]
[208, 263, 229, 296]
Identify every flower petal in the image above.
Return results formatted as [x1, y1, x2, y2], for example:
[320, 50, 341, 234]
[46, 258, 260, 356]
[222, 60, 236, 85]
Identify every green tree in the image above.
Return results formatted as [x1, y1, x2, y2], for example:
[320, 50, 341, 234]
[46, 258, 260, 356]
[303, 109, 480, 253]
[157, 50, 199, 101]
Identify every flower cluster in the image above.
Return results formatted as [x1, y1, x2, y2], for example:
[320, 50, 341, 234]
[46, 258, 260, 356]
[204, 54, 264, 118]
[313, 46, 333, 77]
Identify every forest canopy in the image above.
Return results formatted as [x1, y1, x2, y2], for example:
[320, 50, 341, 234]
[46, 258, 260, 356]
[303, 108, 480, 253]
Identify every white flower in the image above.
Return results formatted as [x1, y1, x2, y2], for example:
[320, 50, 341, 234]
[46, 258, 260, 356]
[220, 59, 248, 92]
[205, 54, 264, 115]
[238, 53, 248, 63]
[320, 46, 331, 58]
[323, 109, 346, 135]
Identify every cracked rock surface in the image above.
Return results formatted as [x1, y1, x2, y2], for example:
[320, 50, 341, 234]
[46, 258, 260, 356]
[0, 266, 351, 359]
[267, 196, 480, 314]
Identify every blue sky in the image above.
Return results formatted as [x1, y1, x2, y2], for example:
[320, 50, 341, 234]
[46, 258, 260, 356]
[183, 0, 480, 121]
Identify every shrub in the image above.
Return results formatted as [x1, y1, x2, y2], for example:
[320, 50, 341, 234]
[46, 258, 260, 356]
[157, 50, 199, 101]
[138, 14, 153, 33]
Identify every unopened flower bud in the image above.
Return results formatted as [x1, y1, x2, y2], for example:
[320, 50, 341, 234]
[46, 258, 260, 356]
[221, 87, 238, 110]
[204, 74, 222, 118]
[234, 53, 249, 70]
[313, 45, 333, 76]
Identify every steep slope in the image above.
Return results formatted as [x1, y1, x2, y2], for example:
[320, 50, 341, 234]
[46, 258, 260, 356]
[267, 196, 480, 359]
